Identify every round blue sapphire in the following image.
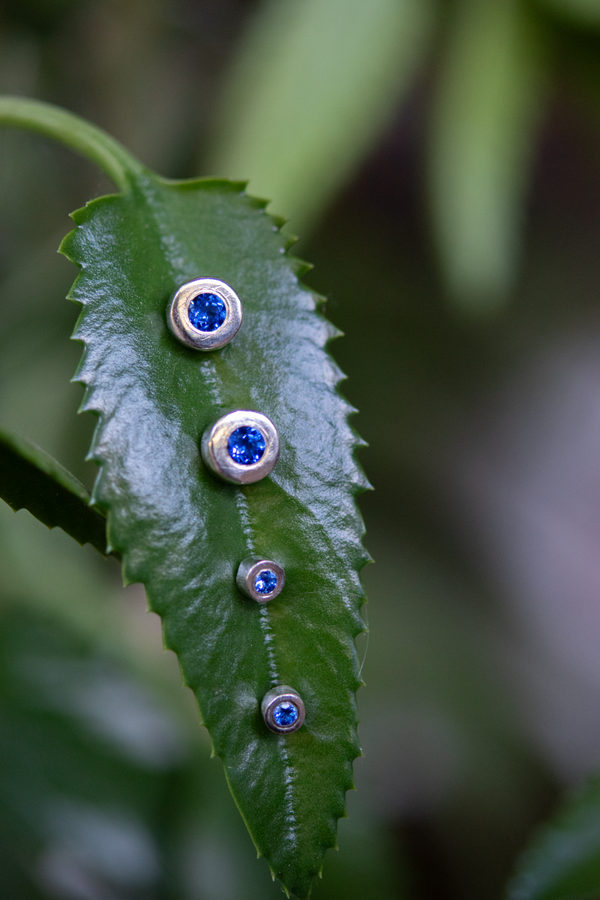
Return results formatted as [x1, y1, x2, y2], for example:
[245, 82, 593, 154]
[188, 293, 227, 332]
[272, 701, 299, 729]
[228, 427, 266, 465]
[254, 569, 278, 595]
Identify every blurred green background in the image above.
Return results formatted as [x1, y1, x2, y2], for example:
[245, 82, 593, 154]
[2, 0, 600, 897]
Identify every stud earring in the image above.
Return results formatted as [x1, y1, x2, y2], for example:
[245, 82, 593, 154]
[261, 686, 305, 734]
[167, 278, 242, 350]
[201, 410, 279, 484]
[237, 557, 285, 602]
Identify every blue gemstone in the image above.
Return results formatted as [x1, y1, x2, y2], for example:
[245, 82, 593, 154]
[228, 427, 266, 465]
[272, 701, 298, 728]
[254, 569, 278, 595]
[188, 293, 226, 332]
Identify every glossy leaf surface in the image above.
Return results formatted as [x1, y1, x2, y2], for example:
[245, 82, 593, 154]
[508, 775, 600, 900]
[60, 171, 368, 897]
[0, 423, 109, 555]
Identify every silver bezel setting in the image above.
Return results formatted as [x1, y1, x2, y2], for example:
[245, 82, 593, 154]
[201, 410, 280, 484]
[261, 685, 305, 734]
[167, 277, 242, 351]
[237, 556, 285, 602]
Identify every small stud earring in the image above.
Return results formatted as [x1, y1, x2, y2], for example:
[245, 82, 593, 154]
[237, 557, 285, 602]
[167, 277, 242, 350]
[201, 410, 279, 484]
[261, 686, 305, 734]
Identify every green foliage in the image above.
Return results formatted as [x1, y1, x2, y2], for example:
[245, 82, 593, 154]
[0, 500, 402, 900]
[3, 1, 600, 898]
[0, 423, 109, 555]
[0, 95, 370, 896]
[209, 0, 433, 233]
[508, 777, 600, 900]
[0, 608, 186, 898]
[63, 170, 369, 896]
[540, 0, 600, 28]
[428, 0, 546, 309]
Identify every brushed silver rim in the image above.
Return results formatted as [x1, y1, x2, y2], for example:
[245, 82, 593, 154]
[261, 685, 305, 734]
[201, 410, 280, 484]
[236, 556, 285, 602]
[167, 277, 242, 350]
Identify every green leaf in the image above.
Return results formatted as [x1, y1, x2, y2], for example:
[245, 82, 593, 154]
[0, 96, 371, 897]
[0, 423, 109, 556]
[428, 0, 546, 311]
[539, 0, 600, 29]
[508, 775, 600, 900]
[0, 606, 191, 897]
[208, 0, 433, 234]
[0, 95, 368, 896]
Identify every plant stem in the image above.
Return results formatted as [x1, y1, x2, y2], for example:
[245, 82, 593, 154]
[0, 96, 144, 192]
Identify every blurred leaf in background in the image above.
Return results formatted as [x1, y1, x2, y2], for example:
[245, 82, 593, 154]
[207, 0, 433, 233]
[508, 775, 600, 900]
[428, 0, 546, 310]
[540, 0, 600, 28]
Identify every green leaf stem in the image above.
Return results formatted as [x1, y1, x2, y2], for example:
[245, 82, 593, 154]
[0, 96, 143, 191]
[0, 97, 369, 897]
[0, 423, 109, 556]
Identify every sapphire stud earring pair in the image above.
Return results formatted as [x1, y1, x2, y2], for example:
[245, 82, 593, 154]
[168, 278, 280, 486]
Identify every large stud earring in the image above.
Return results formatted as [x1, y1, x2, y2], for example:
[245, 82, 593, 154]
[167, 277, 242, 350]
[237, 557, 285, 602]
[201, 410, 279, 484]
[261, 686, 305, 734]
